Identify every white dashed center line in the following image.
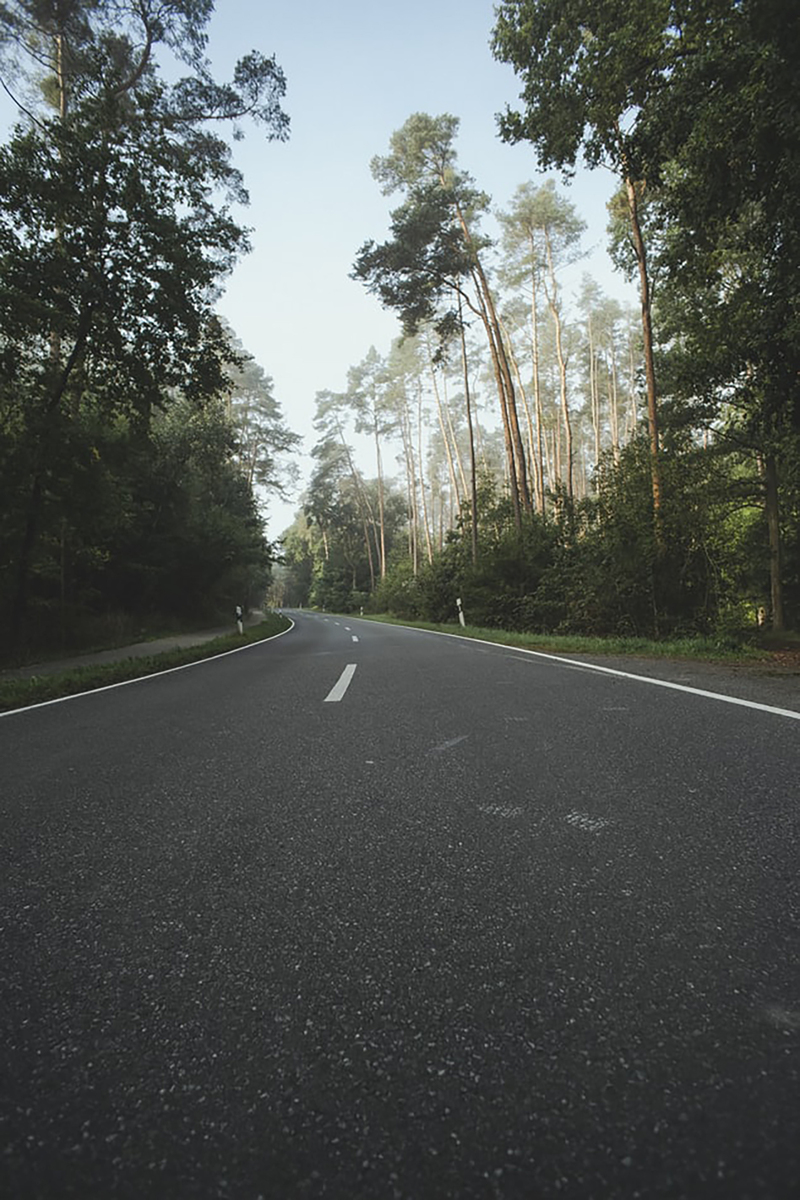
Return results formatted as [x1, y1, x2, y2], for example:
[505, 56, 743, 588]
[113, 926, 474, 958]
[352, 635, 359, 643]
[324, 664, 357, 702]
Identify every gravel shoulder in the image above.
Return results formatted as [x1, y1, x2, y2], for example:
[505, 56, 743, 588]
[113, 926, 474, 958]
[554, 649, 800, 715]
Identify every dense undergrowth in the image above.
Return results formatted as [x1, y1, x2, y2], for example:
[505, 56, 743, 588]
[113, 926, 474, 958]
[358, 615, 766, 663]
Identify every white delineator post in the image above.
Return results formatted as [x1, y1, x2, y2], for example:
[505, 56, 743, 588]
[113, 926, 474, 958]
[456, 597, 466, 627]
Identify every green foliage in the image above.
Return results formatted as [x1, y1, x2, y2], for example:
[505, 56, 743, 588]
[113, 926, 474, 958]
[492, 0, 674, 174]
[361, 616, 762, 663]
[0, 394, 273, 660]
[0, 0, 289, 655]
[361, 432, 781, 640]
[353, 113, 492, 348]
[492, 0, 799, 631]
[352, 180, 474, 343]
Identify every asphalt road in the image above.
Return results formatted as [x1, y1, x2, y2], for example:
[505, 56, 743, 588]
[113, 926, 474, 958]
[2, 613, 799, 1199]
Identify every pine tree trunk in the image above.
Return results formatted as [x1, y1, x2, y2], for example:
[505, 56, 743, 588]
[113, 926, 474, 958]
[623, 169, 662, 523]
[528, 233, 546, 513]
[459, 297, 479, 563]
[373, 421, 386, 578]
[545, 230, 572, 499]
[762, 453, 785, 631]
[501, 313, 541, 513]
[399, 398, 416, 567]
[588, 316, 601, 469]
[608, 344, 620, 463]
[334, 416, 375, 588]
[428, 350, 463, 516]
[416, 383, 433, 566]
[450, 196, 529, 520]
[442, 375, 468, 502]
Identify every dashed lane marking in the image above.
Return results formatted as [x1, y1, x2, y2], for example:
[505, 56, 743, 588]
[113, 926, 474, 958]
[324, 663, 357, 703]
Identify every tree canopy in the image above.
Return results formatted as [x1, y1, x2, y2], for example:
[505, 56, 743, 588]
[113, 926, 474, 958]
[0, 0, 292, 655]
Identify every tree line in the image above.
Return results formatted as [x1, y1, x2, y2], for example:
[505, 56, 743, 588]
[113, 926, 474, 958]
[0, 0, 297, 661]
[279, 0, 798, 639]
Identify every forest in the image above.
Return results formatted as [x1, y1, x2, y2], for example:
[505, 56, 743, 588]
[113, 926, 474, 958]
[1, 1, 797, 662]
[279, 0, 798, 642]
[0, 0, 297, 661]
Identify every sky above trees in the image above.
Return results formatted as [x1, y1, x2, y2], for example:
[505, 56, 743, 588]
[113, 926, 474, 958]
[0, 0, 637, 537]
[199, 0, 637, 535]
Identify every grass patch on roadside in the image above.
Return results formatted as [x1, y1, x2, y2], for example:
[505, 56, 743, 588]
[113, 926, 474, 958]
[0, 612, 259, 671]
[356, 614, 765, 662]
[0, 613, 291, 714]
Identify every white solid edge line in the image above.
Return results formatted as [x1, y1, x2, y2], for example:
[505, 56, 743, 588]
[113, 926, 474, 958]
[324, 663, 357, 703]
[0, 619, 296, 719]
[368, 620, 800, 722]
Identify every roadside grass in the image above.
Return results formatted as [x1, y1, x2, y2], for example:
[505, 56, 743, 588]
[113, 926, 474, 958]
[0, 613, 291, 714]
[0, 611, 254, 671]
[356, 614, 766, 662]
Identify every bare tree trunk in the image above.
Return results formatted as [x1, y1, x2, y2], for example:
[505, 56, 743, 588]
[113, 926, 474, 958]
[473, 290, 522, 528]
[544, 229, 572, 499]
[761, 453, 785, 631]
[501, 313, 542, 513]
[626, 328, 638, 442]
[551, 426, 560, 495]
[577, 441, 587, 499]
[417, 384, 433, 566]
[441, 374, 468, 501]
[608, 342, 620, 463]
[474, 406, 489, 474]
[540, 395, 554, 501]
[621, 164, 662, 523]
[427, 348, 463, 516]
[459, 295, 479, 564]
[587, 315, 601, 470]
[373, 421, 386, 578]
[449, 194, 530, 521]
[400, 400, 416, 564]
[362, 518, 375, 590]
[528, 233, 546, 513]
[333, 415, 376, 589]
[401, 394, 420, 572]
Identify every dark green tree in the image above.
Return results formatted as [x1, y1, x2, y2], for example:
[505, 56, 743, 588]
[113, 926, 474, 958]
[0, 0, 289, 646]
[636, 0, 800, 628]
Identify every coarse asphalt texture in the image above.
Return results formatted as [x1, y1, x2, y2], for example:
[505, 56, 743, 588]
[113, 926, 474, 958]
[1, 611, 799, 1199]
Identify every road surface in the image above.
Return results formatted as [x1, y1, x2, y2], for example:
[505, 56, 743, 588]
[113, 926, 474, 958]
[2, 613, 799, 1198]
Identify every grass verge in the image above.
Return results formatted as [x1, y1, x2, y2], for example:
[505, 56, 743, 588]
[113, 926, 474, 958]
[356, 615, 766, 662]
[0, 613, 291, 714]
